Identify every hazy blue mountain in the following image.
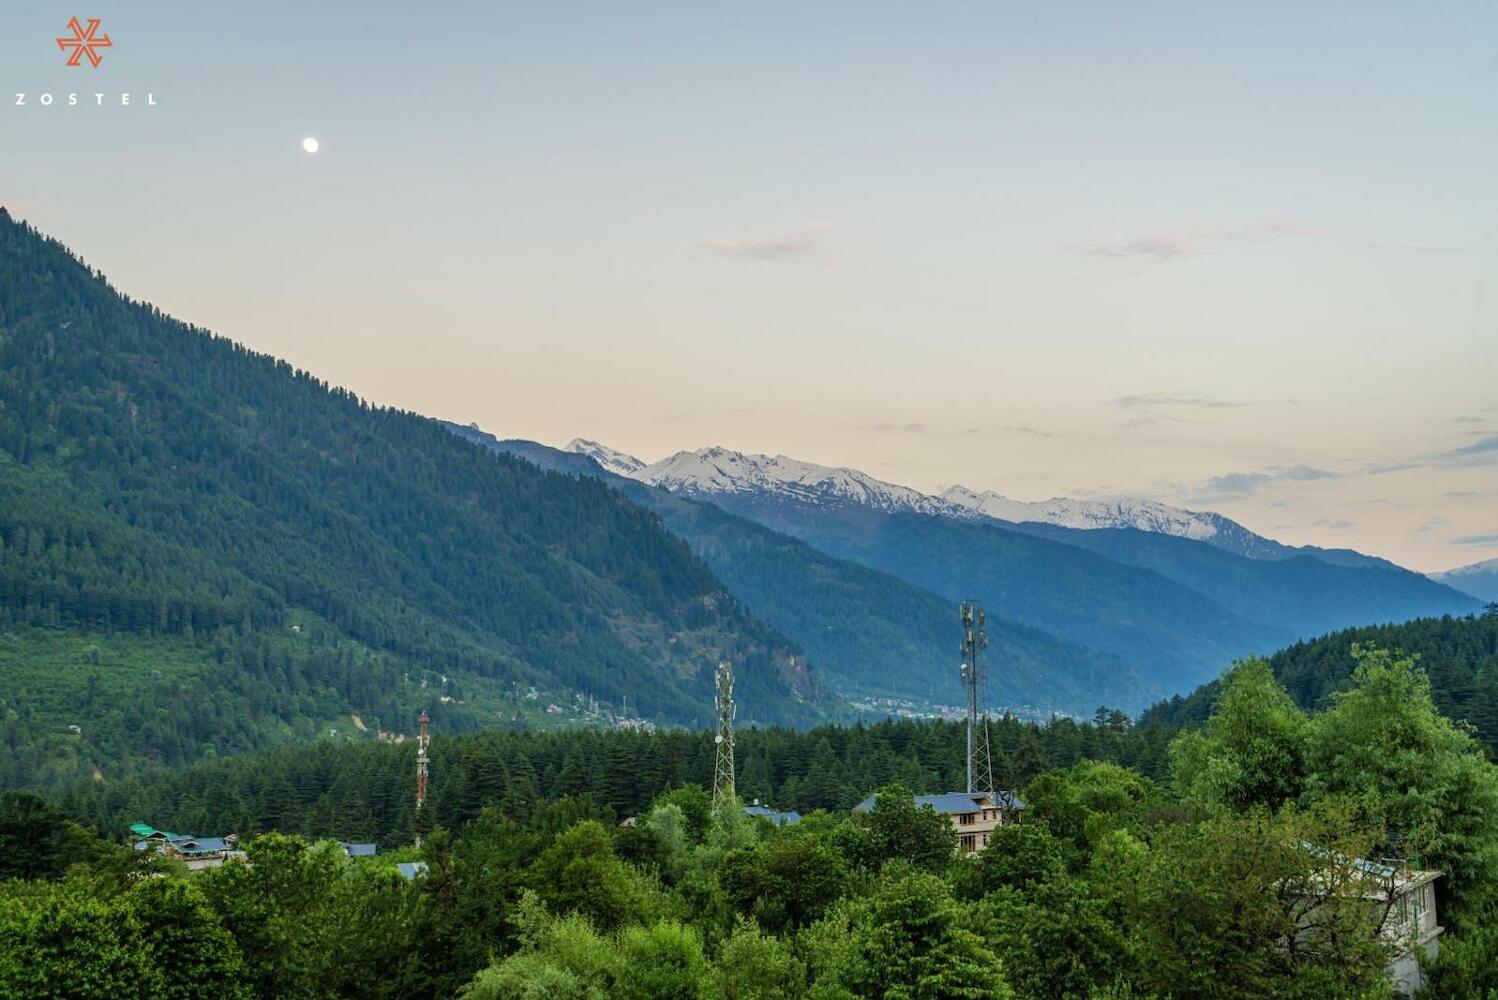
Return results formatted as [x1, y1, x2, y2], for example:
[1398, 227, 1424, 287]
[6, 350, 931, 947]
[695, 492, 1287, 693]
[446, 426, 1159, 714]
[693, 492, 1475, 694]
[942, 487, 1400, 570]
[557, 440, 1477, 695]
[1004, 521, 1478, 640]
[1433, 558, 1498, 603]
[572, 441, 1398, 569]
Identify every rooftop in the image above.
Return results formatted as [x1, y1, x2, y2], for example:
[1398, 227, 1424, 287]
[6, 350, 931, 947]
[132, 834, 232, 856]
[852, 791, 1025, 815]
[744, 804, 802, 826]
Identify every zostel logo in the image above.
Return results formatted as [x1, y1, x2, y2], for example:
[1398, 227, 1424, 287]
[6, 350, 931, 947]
[56, 17, 113, 68]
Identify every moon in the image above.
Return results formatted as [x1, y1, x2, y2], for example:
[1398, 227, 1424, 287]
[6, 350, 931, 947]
[302, 137, 320, 154]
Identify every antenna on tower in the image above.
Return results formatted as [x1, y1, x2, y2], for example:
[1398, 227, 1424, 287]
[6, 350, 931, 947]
[960, 602, 995, 797]
[712, 661, 736, 813]
[415, 710, 431, 846]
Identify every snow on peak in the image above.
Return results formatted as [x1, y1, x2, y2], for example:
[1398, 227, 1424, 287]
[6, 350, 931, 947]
[632, 446, 980, 518]
[939, 485, 1222, 541]
[1438, 557, 1498, 577]
[564, 438, 1281, 553]
[565, 439, 646, 478]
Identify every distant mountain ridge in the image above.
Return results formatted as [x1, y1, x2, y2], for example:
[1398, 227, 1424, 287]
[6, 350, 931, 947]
[939, 485, 1221, 540]
[578, 442, 981, 521]
[464, 429, 1157, 714]
[1433, 558, 1498, 603]
[564, 440, 1391, 568]
[558, 438, 1478, 695]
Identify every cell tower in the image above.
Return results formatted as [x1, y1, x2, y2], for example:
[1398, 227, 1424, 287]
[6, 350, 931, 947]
[712, 661, 736, 811]
[960, 602, 995, 797]
[415, 711, 430, 844]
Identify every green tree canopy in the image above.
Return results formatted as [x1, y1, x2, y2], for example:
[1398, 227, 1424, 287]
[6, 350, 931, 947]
[1302, 645, 1498, 926]
[807, 864, 1015, 1000]
[858, 785, 958, 872]
[1169, 657, 1309, 815]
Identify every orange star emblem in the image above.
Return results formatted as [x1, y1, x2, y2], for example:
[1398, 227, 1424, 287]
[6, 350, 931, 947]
[57, 17, 113, 68]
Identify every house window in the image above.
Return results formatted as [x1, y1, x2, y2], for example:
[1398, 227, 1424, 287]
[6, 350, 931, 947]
[959, 813, 975, 825]
[960, 834, 976, 852]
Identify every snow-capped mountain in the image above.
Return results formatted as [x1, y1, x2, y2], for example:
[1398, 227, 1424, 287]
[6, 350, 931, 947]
[560, 439, 1387, 566]
[537, 434, 1475, 698]
[1432, 557, 1498, 603]
[572, 443, 982, 519]
[566, 438, 647, 478]
[565, 440, 1282, 549]
[939, 486, 1221, 540]
[936, 485, 1334, 561]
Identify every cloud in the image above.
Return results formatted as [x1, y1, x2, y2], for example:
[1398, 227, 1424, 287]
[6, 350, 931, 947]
[1072, 221, 1318, 263]
[1454, 533, 1498, 546]
[699, 226, 825, 260]
[1112, 392, 1248, 427]
[1266, 464, 1339, 482]
[1074, 234, 1196, 263]
[1172, 431, 1491, 503]
[1195, 472, 1273, 498]
[1371, 434, 1498, 474]
[1443, 435, 1498, 463]
[1113, 393, 1246, 411]
[872, 422, 927, 434]
[1188, 464, 1341, 500]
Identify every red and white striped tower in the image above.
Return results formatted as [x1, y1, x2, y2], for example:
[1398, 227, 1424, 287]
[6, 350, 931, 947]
[415, 711, 430, 844]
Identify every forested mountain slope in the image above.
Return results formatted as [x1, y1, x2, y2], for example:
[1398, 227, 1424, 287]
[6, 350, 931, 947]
[0, 210, 821, 786]
[447, 428, 1157, 714]
[1143, 612, 1498, 748]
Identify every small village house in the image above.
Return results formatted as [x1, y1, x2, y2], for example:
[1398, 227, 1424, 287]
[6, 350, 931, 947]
[744, 800, 802, 826]
[130, 823, 244, 871]
[853, 791, 1024, 854]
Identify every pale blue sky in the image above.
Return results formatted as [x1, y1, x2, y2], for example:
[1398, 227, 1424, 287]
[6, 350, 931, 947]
[3, 1, 1494, 570]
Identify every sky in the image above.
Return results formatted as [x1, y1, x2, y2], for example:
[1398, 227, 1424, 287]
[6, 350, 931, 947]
[2, 1, 1494, 573]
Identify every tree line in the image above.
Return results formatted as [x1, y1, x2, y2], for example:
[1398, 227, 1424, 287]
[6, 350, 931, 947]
[5, 646, 1498, 998]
